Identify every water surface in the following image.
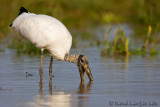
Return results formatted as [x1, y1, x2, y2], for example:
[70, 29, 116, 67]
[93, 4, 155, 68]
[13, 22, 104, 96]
[0, 47, 160, 107]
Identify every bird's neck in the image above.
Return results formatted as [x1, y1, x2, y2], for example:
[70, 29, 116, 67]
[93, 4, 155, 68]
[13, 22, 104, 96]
[64, 54, 79, 64]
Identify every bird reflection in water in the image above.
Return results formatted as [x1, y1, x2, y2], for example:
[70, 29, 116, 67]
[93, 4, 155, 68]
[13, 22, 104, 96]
[78, 81, 93, 94]
[37, 69, 93, 107]
[76, 81, 93, 107]
[39, 69, 43, 107]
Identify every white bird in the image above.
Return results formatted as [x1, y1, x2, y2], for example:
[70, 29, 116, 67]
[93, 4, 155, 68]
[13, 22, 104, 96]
[10, 7, 93, 81]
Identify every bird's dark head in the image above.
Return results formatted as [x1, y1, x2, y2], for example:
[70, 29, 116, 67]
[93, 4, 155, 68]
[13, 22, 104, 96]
[64, 54, 93, 81]
[78, 55, 87, 67]
[10, 7, 29, 27]
[18, 7, 28, 16]
[77, 55, 93, 81]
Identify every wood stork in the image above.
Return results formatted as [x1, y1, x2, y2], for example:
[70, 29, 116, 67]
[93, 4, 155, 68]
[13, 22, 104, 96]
[10, 7, 93, 81]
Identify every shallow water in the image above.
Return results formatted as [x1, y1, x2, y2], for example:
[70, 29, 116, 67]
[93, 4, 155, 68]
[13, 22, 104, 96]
[0, 47, 160, 107]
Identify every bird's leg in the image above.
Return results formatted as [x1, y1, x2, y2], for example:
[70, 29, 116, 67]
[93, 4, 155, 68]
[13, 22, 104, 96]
[40, 49, 44, 69]
[39, 48, 44, 77]
[49, 74, 52, 95]
[39, 73, 43, 106]
[49, 56, 53, 78]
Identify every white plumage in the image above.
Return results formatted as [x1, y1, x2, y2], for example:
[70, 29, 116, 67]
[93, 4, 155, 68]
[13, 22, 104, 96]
[12, 12, 72, 60]
[10, 7, 93, 81]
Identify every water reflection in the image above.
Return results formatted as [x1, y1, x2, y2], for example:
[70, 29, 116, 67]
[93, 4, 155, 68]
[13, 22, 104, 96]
[77, 81, 93, 107]
[39, 69, 43, 107]
[49, 75, 52, 95]
[78, 81, 93, 94]
[27, 70, 93, 107]
[112, 55, 129, 82]
[1, 47, 160, 107]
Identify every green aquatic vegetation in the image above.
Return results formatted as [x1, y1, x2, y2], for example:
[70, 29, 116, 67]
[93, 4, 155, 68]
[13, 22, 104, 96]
[101, 28, 130, 56]
[8, 36, 41, 55]
[101, 25, 160, 56]
[125, 38, 130, 55]
[143, 25, 152, 51]
[112, 28, 130, 55]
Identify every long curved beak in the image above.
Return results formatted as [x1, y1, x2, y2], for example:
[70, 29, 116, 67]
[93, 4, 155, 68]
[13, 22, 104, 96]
[77, 55, 93, 81]
[84, 64, 93, 81]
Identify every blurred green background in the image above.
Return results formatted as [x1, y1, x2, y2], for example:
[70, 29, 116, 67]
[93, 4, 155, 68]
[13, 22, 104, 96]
[0, 0, 160, 55]
[1, 0, 160, 36]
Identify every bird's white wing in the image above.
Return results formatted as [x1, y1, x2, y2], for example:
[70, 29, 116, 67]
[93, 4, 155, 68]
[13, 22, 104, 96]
[12, 13, 72, 60]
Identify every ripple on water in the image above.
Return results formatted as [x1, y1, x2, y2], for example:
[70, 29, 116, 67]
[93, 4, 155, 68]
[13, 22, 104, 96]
[0, 47, 160, 107]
